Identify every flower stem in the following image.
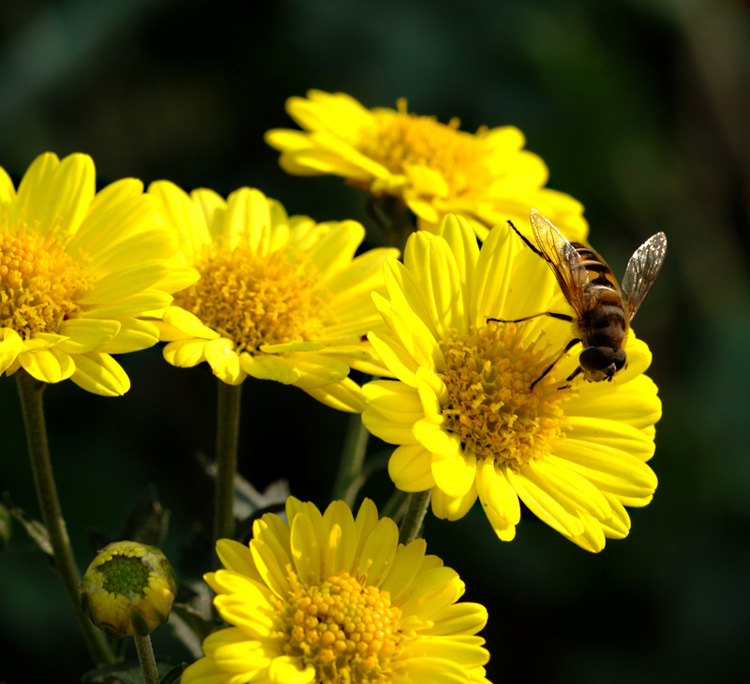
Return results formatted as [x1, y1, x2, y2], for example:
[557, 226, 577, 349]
[15, 372, 114, 665]
[213, 380, 242, 546]
[398, 491, 431, 545]
[133, 633, 159, 684]
[333, 414, 370, 505]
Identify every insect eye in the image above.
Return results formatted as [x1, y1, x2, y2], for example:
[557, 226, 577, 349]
[579, 346, 617, 371]
[614, 348, 626, 370]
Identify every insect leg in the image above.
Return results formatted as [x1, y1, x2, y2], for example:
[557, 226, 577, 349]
[507, 219, 545, 259]
[530, 337, 581, 390]
[487, 311, 573, 324]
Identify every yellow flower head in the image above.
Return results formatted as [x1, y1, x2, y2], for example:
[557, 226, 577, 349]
[362, 214, 661, 552]
[80, 540, 177, 639]
[148, 181, 398, 412]
[0, 153, 197, 395]
[265, 90, 588, 242]
[182, 497, 491, 684]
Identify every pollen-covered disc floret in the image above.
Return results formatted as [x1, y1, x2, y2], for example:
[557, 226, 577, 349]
[181, 497, 491, 684]
[362, 213, 662, 552]
[176, 244, 327, 352]
[148, 182, 397, 412]
[0, 226, 91, 339]
[276, 569, 402, 683]
[80, 540, 177, 639]
[439, 324, 567, 469]
[0, 152, 198, 395]
[265, 90, 588, 241]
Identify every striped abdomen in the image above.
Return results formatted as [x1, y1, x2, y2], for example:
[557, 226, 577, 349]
[570, 241, 629, 349]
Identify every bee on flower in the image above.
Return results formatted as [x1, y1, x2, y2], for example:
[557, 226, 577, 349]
[361, 213, 661, 552]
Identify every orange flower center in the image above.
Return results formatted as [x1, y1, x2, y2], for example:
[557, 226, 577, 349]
[174, 243, 329, 352]
[276, 569, 404, 684]
[0, 224, 90, 339]
[438, 323, 569, 468]
[356, 99, 490, 195]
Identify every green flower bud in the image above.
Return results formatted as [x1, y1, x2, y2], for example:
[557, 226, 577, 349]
[80, 540, 177, 639]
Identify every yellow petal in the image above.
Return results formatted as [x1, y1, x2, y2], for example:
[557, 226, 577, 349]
[302, 378, 366, 413]
[19, 347, 75, 383]
[430, 447, 476, 498]
[80, 291, 173, 317]
[70, 352, 130, 396]
[505, 467, 584, 538]
[16, 152, 94, 235]
[380, 538, 427, 600]
[205, 339, 245, 385]
[240, 354, 300, 385]
[0, 328, 24, 374]
[357, 517, 399, 587]
[98, 318, 159, 354]
[267, 655, 315, 684]
[180, 656, 236, 684]
[289, 513, 321, 584]
[249, 538, 291, 599]
[426, 602, 489, 637]
[215, 539, 261, 581]
[162, 306, 219, 339]
[148, 180, 211, 256]
[0, 164, 16, 205]
[475, 458, 521, 533]
[77, 261, 171, 305]
[388, 445, 436, 491]
[55, 318, 121, 354]
[163, 339, 208, 368]
[430, 486, 477, 521]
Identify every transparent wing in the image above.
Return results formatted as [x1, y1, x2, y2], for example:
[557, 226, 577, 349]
[621, 231, 667, 320]
[529, 208, 589, 318]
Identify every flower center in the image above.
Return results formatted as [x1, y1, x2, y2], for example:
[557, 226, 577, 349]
[174, 243, 329, 352]
[438, 324, 569, 468]
[0, 225, 90, 339]
[356, 99, 487, 195]
[276, 569, 404, 684]
[100, 554, 150, 599]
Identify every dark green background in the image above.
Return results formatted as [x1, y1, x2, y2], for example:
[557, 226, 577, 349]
[1, 1, 749, 682]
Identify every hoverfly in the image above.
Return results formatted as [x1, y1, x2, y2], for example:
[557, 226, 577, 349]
[489, 208, 667, 389]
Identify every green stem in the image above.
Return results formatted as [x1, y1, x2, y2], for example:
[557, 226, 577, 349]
[16, 372, 114, 665]
[333, 414, 370, 505]
[133, 633, 159, 684]
[398, 491, 431, 545]
[213, 380, 242, 545]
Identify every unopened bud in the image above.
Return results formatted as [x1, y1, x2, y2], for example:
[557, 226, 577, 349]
[80, 540, 176, 639]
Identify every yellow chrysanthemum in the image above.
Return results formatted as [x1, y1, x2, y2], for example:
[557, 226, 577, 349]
[361, 214, 661, 552]
[148, 182, 398, 412]
[182, 497, 491, 684]
[0, 152, 197, 396]
[265, 90, 588, 242]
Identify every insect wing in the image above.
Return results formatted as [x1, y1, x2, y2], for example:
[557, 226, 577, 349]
[621, 231, 667, 320]
[529, 209, 588, 317]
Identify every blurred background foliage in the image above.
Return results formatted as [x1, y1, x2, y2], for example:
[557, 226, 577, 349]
[1, 0, 749, 682]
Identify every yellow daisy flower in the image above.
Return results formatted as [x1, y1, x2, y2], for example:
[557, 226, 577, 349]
[147, 182, 398, 412]
[182, 497, 491, 684]
[0, 152, 197, 396]
[265, 90, 587, 242]
[361, 214, 661, 552]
